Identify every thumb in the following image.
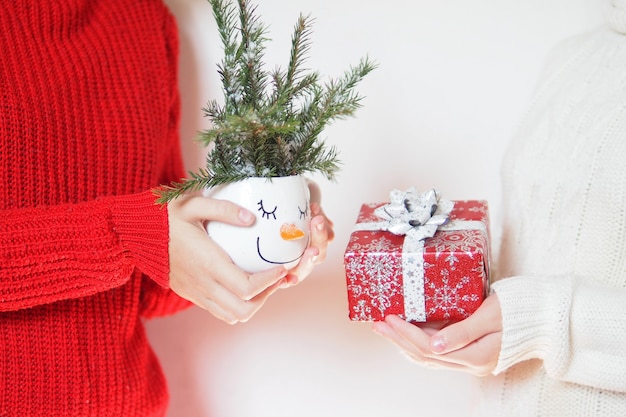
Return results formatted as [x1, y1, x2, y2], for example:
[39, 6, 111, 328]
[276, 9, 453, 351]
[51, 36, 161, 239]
[430, 294, 502, 354]
[170, 195, 255, 226]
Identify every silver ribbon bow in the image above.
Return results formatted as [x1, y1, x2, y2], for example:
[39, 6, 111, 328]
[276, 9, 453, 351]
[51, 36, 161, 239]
[373, 188, 454, 240]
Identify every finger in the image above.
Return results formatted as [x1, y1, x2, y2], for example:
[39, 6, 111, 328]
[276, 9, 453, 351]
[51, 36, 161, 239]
[182, 233, 286, 301]
[430, 295, 502, 355]
[373, 322, 459, 370]
[308, 215, 329, 261]
[197, 297, 240, 325]
[374, 315, 433, 357]
[283, 213, 328, 285]
[196, 275, 286, 324]
[198, 237, 253, 282]
[198, 293, 258, 325]
[416, 320, 450, 333]
[175, 196, 255, 226]
[284, 246, 320, 286]
[372, 321, 427, 359]
[372, 319, 463, 370]
[420, 325, 444, 337]
[425, 332, 502, 375]
[167, 233, 234, 302]
[373, 318, 496, 374]
[392, 344, 475, 371]
[238, 278, 287, 322]
[239, 266, 288, 299]
[311, 203, 335, 242]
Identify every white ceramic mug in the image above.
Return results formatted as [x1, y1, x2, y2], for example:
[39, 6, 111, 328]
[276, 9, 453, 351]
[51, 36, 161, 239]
[203, 175, 311, 272]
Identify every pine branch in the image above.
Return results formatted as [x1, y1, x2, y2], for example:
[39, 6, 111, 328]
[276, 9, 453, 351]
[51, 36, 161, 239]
[210, 0, 242, 114]
[236, 0, 269, 110]
[158, 0, 375, 204]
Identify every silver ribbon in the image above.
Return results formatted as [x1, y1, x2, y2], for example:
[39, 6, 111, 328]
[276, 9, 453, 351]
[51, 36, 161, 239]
[353, 188, 454, 239]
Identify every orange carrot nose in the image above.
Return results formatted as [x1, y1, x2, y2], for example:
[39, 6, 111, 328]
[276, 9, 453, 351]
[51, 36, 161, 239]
[280, 223, 305, 241]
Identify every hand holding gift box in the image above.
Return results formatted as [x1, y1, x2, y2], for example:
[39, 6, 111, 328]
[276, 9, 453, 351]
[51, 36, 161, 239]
[344, 188, 490, 322]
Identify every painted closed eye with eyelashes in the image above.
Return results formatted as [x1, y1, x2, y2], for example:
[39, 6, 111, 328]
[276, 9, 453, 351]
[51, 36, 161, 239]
[257, 199, 277, 220]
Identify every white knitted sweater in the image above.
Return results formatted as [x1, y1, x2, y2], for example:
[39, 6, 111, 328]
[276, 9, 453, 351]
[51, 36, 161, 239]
[480, 2, 626, 416]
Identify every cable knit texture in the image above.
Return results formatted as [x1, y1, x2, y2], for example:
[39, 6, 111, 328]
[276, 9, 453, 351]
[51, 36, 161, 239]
[479, 4, 626, 416]
[0, 1, 190, 415]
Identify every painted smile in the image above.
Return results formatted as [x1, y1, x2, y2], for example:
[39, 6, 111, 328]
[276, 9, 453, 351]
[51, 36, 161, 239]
[256, 236, 310, 265]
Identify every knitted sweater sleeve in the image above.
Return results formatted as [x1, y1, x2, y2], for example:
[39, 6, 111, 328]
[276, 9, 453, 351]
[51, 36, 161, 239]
[0, 2, 192, 315]
[491, 276, 626, 393]
[0, 190, 172, 312]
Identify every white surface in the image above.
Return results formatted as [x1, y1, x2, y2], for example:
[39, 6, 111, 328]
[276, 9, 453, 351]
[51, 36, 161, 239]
[147, 1, 603, 416]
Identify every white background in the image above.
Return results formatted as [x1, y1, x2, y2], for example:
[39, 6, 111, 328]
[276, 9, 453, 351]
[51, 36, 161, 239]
[147, 1, 603, 416]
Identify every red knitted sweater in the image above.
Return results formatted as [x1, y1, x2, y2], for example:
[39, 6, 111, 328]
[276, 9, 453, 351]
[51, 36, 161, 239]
[0, 1, 190, 415]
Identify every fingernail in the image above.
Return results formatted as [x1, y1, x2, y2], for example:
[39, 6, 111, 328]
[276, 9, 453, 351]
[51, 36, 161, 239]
[431, 337, 446, 354]
[239, 209, 254, 224]
[309, 247, 320, 264]
[285, 274, 299, 285]
[372, 322, 386, 336]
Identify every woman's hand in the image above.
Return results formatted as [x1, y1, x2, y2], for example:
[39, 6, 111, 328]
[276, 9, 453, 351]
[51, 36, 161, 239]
[282, 179, 335, 285]
[282, 200, 335, 286]
[167, 194, 289, 324]
[372, 294, 503, 376]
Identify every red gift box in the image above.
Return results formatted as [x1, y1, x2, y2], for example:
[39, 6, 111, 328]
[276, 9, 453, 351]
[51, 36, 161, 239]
[344, 199, 490, 322]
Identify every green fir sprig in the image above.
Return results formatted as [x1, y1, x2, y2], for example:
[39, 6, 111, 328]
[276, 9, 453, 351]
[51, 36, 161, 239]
[156, 0, 375, 203]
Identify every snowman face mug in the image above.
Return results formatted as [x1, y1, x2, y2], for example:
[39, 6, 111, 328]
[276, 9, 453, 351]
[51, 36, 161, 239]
[203, 176, 311, 273]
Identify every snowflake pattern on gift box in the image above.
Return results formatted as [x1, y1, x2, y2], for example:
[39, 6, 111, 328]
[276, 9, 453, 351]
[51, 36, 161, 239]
[351, 299, 373, 321]
[345, 235, 402, 321]
[424, 268, 481, 320]
[451, 200, 488, 221]
[428, 230, 486, 269]
[430, 230, 482, 254]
